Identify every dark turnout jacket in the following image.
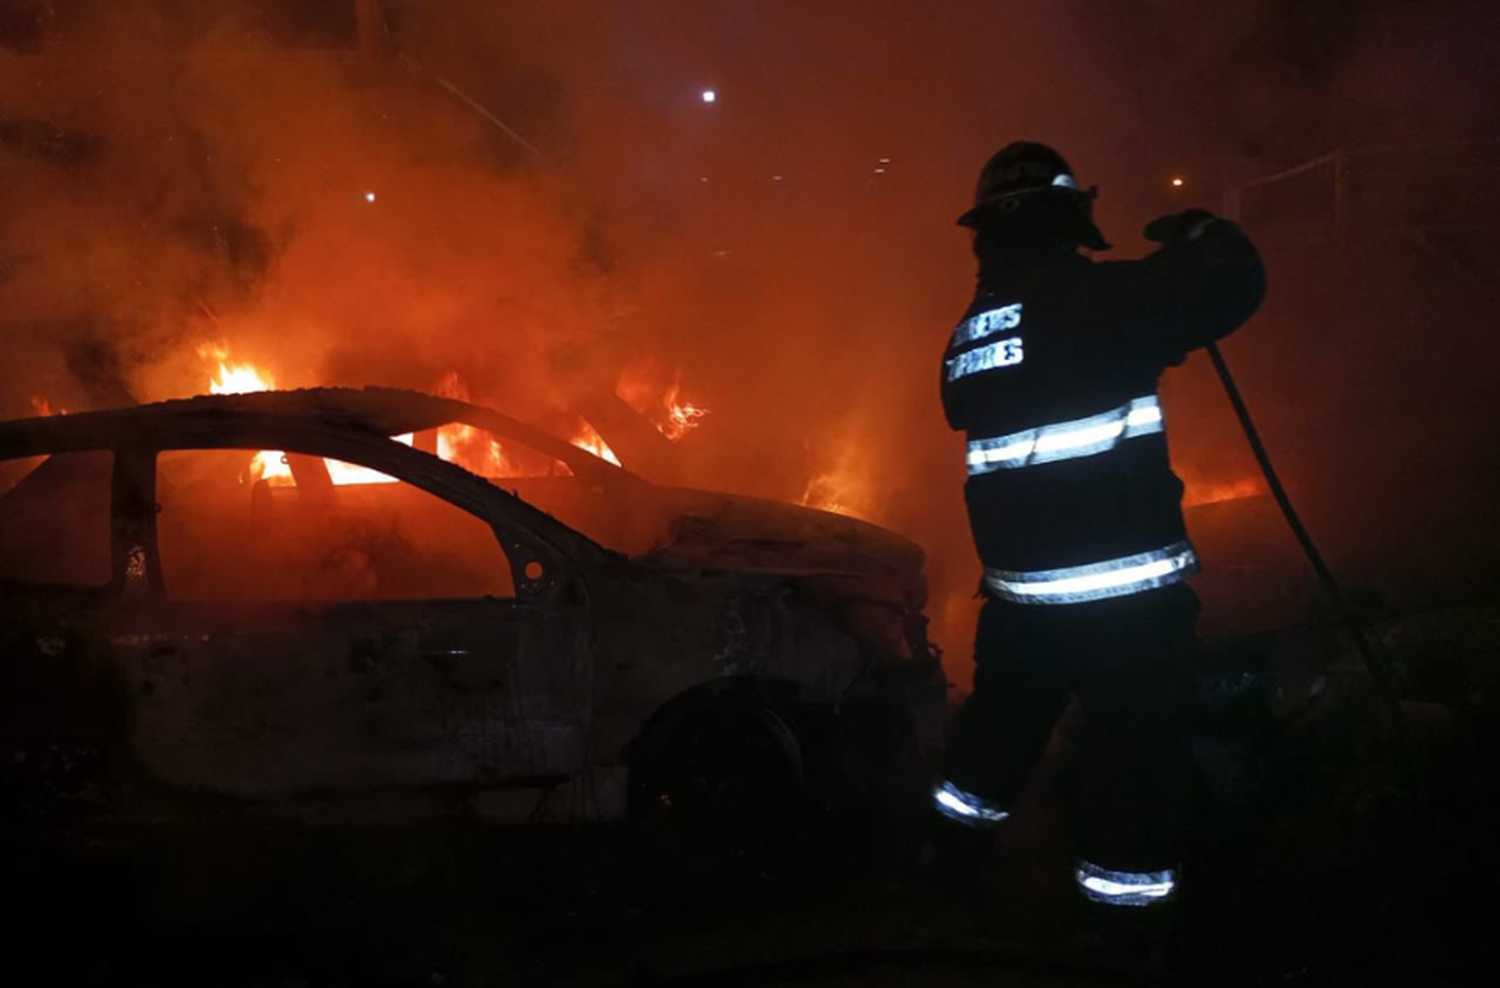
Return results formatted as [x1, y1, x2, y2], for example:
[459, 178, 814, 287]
[941, 214, 1265, 605]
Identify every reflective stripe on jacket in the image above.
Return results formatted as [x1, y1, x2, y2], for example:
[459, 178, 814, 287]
[941, 219, 1264, 602]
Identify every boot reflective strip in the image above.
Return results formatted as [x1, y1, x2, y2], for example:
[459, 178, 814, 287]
[946, 337, 1025, 381]
[967, 395, 1163, 475]
[1075, 861, 1177, 907]
[984, 541, 1199, 605]
[951, 302, 1023, 346]
[932, 781, 1010, 828]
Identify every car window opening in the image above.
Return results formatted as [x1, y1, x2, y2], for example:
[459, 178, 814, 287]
[0, 451, 114, 587]
[156, 448, 515, 603]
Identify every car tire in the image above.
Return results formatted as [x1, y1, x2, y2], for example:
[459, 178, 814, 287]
[628, 692, 815, 883]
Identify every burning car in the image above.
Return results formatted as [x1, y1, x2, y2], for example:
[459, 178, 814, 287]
[0, 387, 941, 842]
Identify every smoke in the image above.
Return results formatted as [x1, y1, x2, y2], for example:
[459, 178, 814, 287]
[0, 1, 615, 422]
[2, 1, 1496, 685]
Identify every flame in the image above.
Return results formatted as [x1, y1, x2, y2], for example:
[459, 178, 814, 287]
[436, 370, 618, 471]
[433, 372, 493, 472]
[800, 452, 875, 519]
[200, 341, 278, 396]
[798, 425, 879, 519]
[571, 424, 622, 467]
[429, 371, 523, 476]
[434, 370, 467, 402]
[660, 380, 709, 441]
[195, 354, 623, 484]
[800, 475, 848, 516]
[29, 396, 67, 417]
[325, 434, 411, 485]
[616, 360, 709, 442]
[199, 342, 404, 486]
[1183, 475, 1266, 508]
[800, 469, 874, 518]
[197, 344, 295, 485]
[436, 422, 514, 477]
[247, 450, 295, 487]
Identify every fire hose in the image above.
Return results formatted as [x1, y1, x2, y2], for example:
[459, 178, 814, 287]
[1205, 341, 1424, 810]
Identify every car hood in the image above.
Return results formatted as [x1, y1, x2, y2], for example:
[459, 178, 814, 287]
[634, 487, 926, 598]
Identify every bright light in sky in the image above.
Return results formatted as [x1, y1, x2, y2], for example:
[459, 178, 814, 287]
[364, 190, 377, 203]
[701, 89, 717, 104]
[1170, 177, 1185, 188]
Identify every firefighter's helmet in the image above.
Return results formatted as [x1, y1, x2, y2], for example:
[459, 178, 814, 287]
[958, 141, 1111, 251]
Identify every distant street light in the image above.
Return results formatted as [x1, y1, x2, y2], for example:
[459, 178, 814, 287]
[701, 89, 717, 104]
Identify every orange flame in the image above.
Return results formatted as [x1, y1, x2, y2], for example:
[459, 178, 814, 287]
[436, 422, 514, 477]
[29, 396, 67, 417]
[428, 371, 523, 476]
[800, 447, 875, 520]
[195, 351, 626, 483]
[199, 342, 404, 486]
[200, 341, 278, 396]
[571, 424, 622, 467]
[616, 361, 709, 442]
[247, 450, 295, 487]
[660, 379, 709, 441]
[800, 475, 848, 516]
[434, 370, 469, 402]
[435, 371, 615, 472]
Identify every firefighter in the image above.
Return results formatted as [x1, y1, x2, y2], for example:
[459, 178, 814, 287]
[932, 142, 1265, 920]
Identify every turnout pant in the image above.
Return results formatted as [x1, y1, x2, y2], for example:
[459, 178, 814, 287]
[938, 582, 1199, 904]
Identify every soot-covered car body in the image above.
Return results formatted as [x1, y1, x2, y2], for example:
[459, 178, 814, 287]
[0, 388, 939, 833]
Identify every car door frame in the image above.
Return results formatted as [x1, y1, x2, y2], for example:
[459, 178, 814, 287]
[0, 435, 134, 830]
[107, 418, 603, 807]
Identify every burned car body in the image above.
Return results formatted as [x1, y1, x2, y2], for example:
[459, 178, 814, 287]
[0, 388, 940, 835]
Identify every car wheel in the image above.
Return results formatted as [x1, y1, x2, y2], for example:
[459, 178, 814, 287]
[629, 695, 813, 880]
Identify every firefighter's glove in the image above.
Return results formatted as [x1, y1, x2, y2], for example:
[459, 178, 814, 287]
[1144, 208, 1221, 245]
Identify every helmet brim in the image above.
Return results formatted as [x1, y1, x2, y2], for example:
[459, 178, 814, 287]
[957, 200, 1112, 252]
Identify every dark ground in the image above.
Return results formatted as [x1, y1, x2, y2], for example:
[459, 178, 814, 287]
[4, 602, 1499, 987]
[2, 806, 1495, 988]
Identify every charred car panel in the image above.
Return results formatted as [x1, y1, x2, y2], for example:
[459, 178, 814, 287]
[0, 388, 940, 833]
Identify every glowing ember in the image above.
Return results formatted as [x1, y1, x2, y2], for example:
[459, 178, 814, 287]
[29, 396, 66, 417]
[1182, 476, 1266, 508]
